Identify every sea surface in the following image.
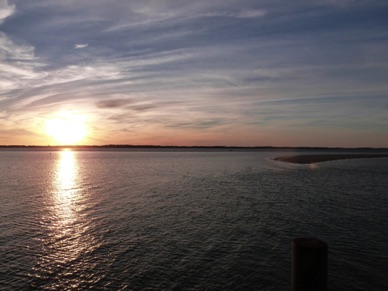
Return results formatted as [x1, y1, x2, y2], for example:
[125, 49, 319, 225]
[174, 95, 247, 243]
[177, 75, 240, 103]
[0, 149, 387, 290]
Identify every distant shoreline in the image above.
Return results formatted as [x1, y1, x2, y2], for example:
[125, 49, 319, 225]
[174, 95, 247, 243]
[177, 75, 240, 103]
[1, 145, 388, 153]
[273, 154, 388, 164]
[1, 145, 388, 150]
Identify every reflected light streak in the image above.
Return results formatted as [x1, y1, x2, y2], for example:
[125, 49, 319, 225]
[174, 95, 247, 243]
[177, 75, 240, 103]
[55, 150, 78, 223]
[31, 150, 100, 289]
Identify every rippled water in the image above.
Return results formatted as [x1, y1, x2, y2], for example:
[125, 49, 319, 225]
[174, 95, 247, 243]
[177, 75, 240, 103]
[0, 150, 387, 290]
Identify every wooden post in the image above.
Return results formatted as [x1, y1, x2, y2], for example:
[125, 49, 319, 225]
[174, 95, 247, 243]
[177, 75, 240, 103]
[292, 237, 328, 291]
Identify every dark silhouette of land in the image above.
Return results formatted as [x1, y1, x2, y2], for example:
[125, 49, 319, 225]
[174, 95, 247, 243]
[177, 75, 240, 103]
[0, 144, 388, 151]
[274, 154, 388, 164]
[0, 144, 276, 151]
[0, 145, 388, 152]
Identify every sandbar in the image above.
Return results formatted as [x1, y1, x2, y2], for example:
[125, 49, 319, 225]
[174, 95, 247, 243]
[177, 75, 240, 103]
[273, 154, 388, 164]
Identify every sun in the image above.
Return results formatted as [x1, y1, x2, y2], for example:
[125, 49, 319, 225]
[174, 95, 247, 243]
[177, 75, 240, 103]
[45, 111, 88, 145]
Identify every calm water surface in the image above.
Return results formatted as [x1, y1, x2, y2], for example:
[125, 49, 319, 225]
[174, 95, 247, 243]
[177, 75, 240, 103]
[0, 150, 387, 290]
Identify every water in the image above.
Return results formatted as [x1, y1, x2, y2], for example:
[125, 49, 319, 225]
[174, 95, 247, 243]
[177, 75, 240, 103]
[0, 149, 387, 290]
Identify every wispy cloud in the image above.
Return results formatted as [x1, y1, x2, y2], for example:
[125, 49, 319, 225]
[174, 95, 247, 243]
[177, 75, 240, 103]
[74, 43, 89, 49]
[235, 9, 267, 18]
[0, 0, 14, 24]
[96, 99, 132, 109]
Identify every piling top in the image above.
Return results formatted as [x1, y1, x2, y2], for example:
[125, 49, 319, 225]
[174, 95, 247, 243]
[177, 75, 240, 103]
[293, 237, 327, 249]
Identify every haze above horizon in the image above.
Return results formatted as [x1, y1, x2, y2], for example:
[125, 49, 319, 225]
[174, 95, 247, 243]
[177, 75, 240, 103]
[1, 0, 387, 147]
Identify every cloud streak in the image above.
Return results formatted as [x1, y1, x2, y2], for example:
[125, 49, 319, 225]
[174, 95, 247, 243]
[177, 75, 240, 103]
[74, 43, 89, 49]
[96, 99, 132, 109]
[0, 0, 14, 24]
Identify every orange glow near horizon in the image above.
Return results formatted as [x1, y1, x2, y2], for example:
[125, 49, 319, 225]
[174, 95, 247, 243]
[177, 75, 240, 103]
[45, 111, 88, 145]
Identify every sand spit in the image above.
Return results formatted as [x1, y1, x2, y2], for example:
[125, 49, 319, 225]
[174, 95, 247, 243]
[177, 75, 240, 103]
[274, 154, 388, 164]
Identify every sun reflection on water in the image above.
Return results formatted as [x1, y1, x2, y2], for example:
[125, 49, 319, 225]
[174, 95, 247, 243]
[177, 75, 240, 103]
[30, 150, 101, 289]
[55, 150, 78, 224]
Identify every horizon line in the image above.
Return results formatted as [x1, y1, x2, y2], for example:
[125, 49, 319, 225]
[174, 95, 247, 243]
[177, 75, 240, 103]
[1, 144, 388, 150]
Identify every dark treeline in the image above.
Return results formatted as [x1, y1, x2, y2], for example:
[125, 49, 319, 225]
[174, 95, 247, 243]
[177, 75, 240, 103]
[1, 145, 388, 152]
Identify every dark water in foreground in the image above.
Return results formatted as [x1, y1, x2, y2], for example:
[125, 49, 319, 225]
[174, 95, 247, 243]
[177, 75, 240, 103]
[0, 150, 387, 290]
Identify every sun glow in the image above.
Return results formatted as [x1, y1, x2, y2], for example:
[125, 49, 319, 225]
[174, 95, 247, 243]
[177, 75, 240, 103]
[46, 112, 88, 145]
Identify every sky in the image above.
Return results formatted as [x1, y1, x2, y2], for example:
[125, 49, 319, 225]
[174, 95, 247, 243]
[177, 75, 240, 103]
[0, 0, 388, 147]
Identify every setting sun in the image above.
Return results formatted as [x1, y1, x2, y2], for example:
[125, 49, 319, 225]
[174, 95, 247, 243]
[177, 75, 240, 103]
[45, 112, 88, 145]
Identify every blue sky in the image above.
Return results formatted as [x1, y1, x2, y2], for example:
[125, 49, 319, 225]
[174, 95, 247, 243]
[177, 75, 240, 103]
[0, 0, 387, 146]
